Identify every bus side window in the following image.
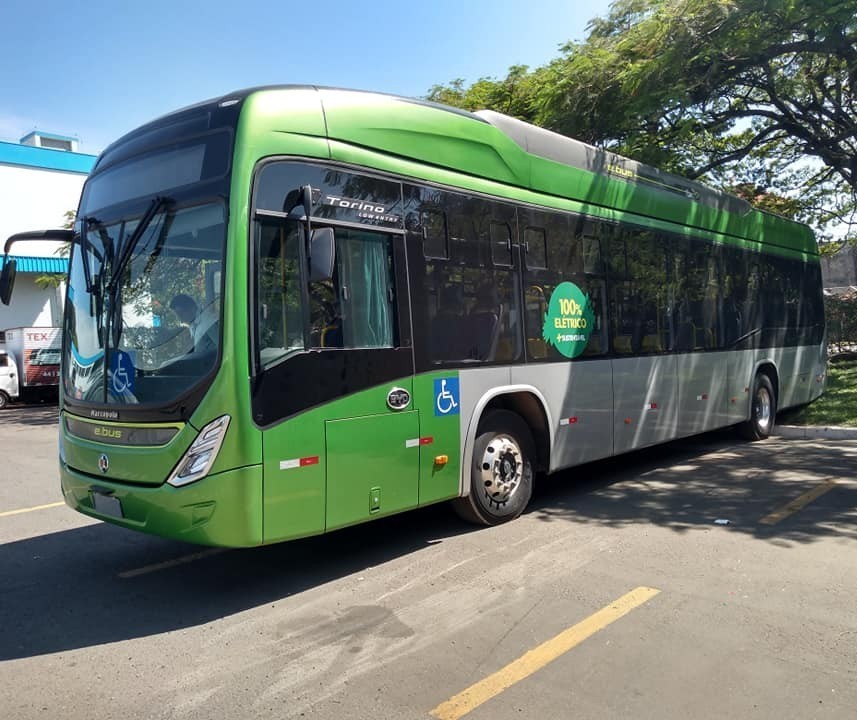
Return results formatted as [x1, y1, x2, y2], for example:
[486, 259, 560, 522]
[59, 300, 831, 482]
[421, 192, 521, 364]
[309, 228, 396, 349]
[256, 222, 305, 367]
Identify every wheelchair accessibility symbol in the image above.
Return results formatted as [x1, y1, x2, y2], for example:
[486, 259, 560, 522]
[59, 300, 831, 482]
[434, 377, 460, 416]
[110, 350, 136, 396]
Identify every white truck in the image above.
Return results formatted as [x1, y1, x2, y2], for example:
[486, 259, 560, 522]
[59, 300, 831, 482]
[0, 327, 61, 408]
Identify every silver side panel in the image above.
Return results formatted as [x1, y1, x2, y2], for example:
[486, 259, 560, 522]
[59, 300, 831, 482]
[727, 350, 756, 423]
[511, 361, 614, 471]
[676, 352, 731, 434]
[456, 343, 826, 494]
[776, 344, 819, 409]
[458, 367, 513, 495]
[613, 355, 679, 453]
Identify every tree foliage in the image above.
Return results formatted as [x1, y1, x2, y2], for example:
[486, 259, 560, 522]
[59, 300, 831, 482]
[427, 0, 857, 243]
[825, 290, 857, 354]
[34, 210, 75, 290]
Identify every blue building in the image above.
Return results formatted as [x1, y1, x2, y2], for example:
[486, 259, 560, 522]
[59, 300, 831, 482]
[0, 132, 96, 329]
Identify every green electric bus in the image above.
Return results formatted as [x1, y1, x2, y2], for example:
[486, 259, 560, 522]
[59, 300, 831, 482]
[0, 86, 826, 546]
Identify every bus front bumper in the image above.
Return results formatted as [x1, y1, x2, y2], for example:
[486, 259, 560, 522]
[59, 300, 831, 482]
[60, 462, 263, 547]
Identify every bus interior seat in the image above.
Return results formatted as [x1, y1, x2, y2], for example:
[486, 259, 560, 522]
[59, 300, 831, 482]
[613, 335, 633, 354]
[431, 284, 468, 360]
[642, 334, 664, 353]
[462, 310, 500, 361]
[585, 333, 602, 355]
[528, 338, 547, 359]
[463, 283, 502, 360]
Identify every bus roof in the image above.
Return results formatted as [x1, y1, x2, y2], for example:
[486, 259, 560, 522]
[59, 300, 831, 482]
[105, 85, 819, 256]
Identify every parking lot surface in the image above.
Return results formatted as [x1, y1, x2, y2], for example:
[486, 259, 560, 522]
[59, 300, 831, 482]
[1, 405, 856, 719]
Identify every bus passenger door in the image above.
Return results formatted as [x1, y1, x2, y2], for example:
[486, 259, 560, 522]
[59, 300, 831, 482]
[316, 227, 420, 531]
[255, 217, 418, 541]
[325, 400, 419, 530]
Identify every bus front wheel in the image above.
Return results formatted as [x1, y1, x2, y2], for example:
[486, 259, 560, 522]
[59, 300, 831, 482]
[738, 374, 776, 441]
[0, 390, 9, 410]
[454, 410, 534, 526]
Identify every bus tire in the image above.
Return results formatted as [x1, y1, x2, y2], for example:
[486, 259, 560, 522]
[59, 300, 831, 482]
[0, 390, 9, 409]
[738, 373, 776, 441]
[453, 410, 534, 526]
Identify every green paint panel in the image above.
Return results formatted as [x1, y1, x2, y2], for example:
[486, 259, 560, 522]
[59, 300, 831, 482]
[260, 373, 463, 542]
[61, 463, 263, 547]
[261, 407, 327, 544]
[325, 410, 419, 530]
[413, 371, 462, 506]
[261, 378, 419, 542]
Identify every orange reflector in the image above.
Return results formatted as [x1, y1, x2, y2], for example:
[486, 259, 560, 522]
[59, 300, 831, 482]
[434, 455, 449, 466]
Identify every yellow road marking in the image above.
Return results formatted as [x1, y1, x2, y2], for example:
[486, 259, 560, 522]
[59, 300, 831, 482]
[0, 501, 65, 518]
[118, 548, 227, 578]
[760, 479, 838, 525]
[430, 586, 660, 720]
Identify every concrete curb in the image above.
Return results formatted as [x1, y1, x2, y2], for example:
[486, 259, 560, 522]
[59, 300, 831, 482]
[772, 424, 857, 440]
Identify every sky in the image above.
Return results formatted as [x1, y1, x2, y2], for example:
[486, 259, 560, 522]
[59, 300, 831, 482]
[0, 0, 614, 155]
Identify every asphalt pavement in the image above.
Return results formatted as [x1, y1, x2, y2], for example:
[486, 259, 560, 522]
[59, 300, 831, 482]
[1, 405, 855, 720]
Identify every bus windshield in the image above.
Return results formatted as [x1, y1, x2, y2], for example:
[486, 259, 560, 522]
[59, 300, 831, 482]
[64, 201, 226, 406]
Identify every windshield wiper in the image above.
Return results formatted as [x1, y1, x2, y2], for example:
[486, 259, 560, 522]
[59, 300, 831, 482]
[107, 196, 173, 347]
[108, 196, 172, 298]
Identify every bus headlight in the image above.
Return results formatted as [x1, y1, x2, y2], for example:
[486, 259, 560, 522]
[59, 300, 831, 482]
[167, 415, 230, 487]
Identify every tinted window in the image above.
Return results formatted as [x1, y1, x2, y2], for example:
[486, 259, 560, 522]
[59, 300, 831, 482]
[521, 209, 608, 360]
[309, 228, 396, 349]
[256, 221, 305, 367]
[404, 184, 522, 364]
[490, 221, 513, 267]
[81, 132, 231, 214]
[524, 227, 547, 269]
[421, 209, 448, 259]
[256, 163, 404, 231]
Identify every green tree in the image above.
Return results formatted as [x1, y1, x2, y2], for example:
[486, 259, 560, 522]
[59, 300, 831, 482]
[428, 0, 857, 243]
[34, 210, 75, 290]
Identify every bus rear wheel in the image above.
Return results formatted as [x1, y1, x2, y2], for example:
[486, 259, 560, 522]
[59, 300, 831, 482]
[454, 410, 534, 526]
[738, 374, 776, 441]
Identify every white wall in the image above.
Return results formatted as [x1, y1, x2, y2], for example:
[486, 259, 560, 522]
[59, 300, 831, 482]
[0, 276, 62, 329]
[0, 162, 85, 330]
[0, 164, 87, 256]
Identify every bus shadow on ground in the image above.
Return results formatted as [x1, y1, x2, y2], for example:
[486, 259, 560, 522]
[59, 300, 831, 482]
[0, 501, 468, 661]
[0, 404, 59, 428]
[529, 431, 857, 547]
[3, 432, 854, 661]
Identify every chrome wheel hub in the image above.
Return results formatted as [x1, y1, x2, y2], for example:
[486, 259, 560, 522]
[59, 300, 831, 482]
[479, 434, 524, 505]
[755, 388, 772, 432]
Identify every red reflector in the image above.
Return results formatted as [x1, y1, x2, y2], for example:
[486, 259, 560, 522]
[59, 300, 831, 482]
[300, 456, 319, 467]
[569, 417, 578, 424]
[420, 436, 434, 445]
[650, 403, 658, 410]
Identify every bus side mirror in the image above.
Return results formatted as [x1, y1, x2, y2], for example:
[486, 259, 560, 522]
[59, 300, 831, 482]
[0, 258, 17, 305]
[309, 228, 335, 282]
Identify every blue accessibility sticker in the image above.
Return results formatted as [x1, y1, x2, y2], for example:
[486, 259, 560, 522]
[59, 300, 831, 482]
[434, 377, 460, 416]
[110, 350, 136, 396]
